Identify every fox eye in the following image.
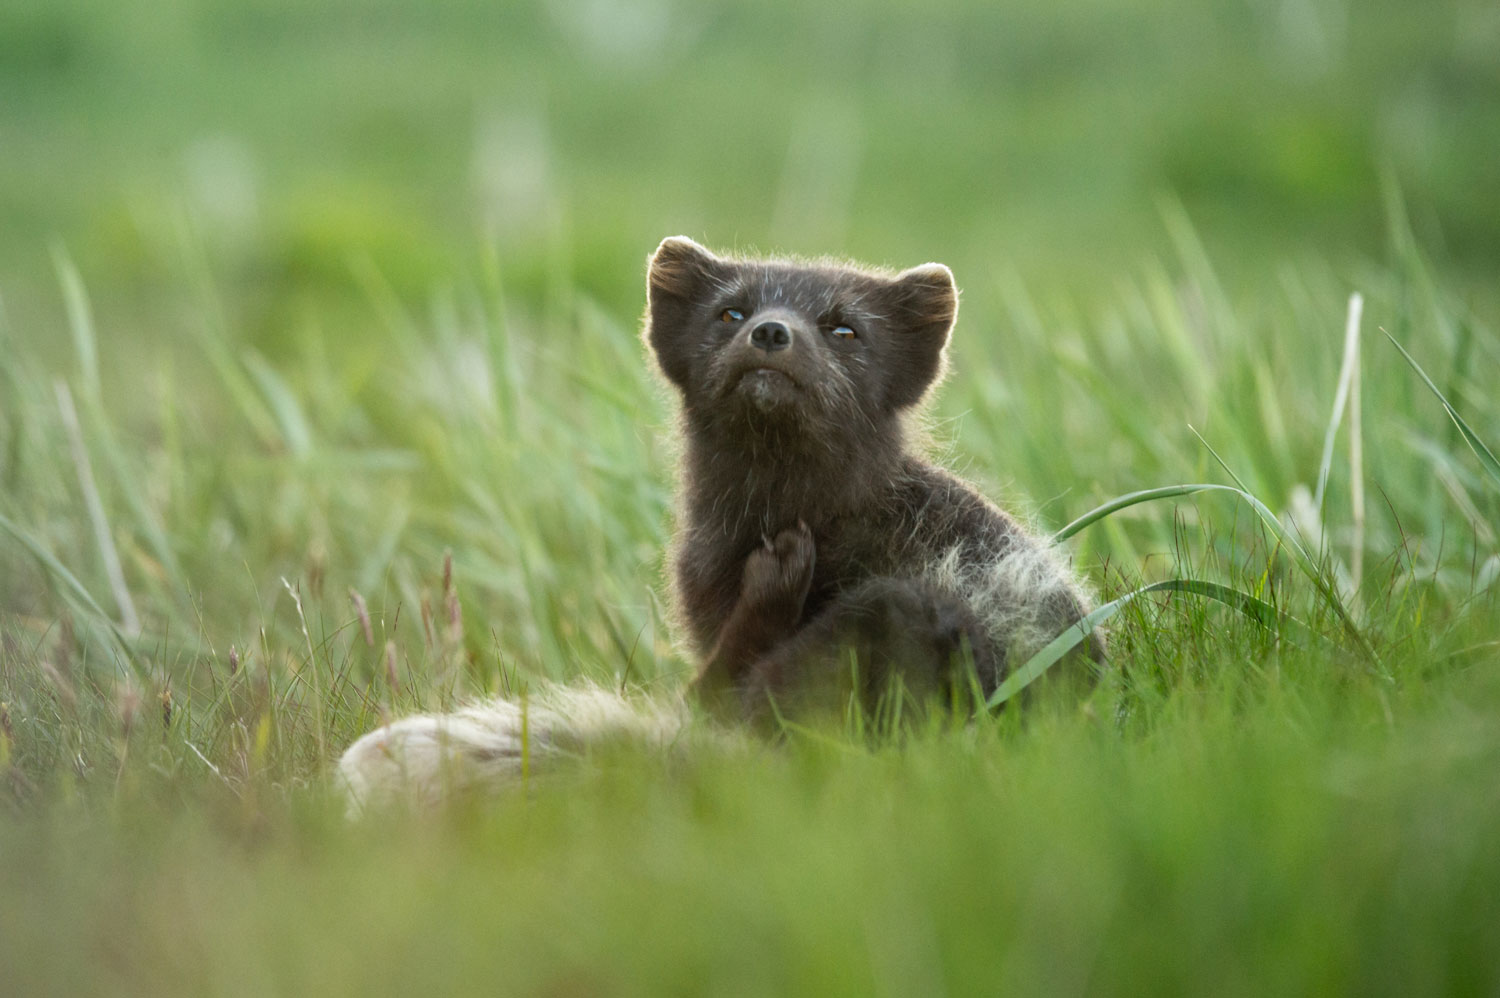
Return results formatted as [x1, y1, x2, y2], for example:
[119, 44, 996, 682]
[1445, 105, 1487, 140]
[831, 324, 857, 340]
[720, 308, 744, 323]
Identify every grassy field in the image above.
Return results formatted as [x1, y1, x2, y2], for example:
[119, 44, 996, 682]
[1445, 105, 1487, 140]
[3, 0, 1500, 994]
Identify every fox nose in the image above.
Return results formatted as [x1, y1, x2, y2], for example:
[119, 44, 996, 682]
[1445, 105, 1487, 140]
[749, 320, 792, 353]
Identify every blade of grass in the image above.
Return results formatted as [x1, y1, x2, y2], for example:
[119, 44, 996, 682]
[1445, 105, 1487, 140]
[1382, 327, 1500, 493]
[1188, 425, 1252, 493]
[281, 577, 328, 767]
[1053, 484, 1233, 543]
[1349, 299, 1365, 597]
[51, 245, 100, 402]
[984, 578, 1294, 711]
[55, 380, 140, 638]
[1315, 292, 1364, 510]
[0, 511, 136, 675]
[1054, 479, 1379, 666]
[244, 352, 314, 459]
[54, 254, 188, 595]
[1191, 427, 1378, 661]
[1056, 482, 1305, 568]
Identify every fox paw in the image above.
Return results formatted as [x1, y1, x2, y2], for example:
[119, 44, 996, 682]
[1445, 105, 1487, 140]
[741, 521, 815, 616]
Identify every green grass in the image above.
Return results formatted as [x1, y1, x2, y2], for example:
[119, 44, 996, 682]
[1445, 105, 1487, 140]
[3, 0, 1500, 993]
[3, 214, 1497, 994]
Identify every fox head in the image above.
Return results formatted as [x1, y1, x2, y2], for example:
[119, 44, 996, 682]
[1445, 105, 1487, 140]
[644, 236, 958, 453]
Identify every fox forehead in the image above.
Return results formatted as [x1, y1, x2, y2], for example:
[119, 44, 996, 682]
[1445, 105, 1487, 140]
[707, 261, 895, 319]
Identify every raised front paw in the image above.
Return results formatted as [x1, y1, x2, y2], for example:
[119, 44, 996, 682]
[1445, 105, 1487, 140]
[741, 521, 815, 618]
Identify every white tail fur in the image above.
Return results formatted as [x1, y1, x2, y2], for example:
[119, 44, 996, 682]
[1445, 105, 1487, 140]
[337, 682, 693, 813]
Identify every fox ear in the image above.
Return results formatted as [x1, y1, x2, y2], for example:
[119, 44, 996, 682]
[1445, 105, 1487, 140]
[645, 236, 726, 389]
[883, 262, 958, 410]
[648, 236, 721, 299]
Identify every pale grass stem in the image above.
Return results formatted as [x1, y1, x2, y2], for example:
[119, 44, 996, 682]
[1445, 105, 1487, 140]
[55, 380, 140, 638]
[114, 680, 140, 794]
[1315, 293, 1364, 511]
[1349, 296, 1365, 595]
[51, 245, 100, 400]
[349, 588, 375, 648]
[1313, 292, 1366, 609]
[281, 577, 327, 765]
[0, 701, 13, 771]
[443, 553, 463, 648]
[383, 640, 400, 701]
[117, 683, 141, 739]
[420, 596, 436, 650]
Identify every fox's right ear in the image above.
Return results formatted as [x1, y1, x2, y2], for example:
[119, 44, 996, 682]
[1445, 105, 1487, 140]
[648, 236, 721, 299]
[645, 236, 724, 389]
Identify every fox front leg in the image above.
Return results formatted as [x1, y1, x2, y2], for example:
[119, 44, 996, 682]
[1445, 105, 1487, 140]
[691, 522, 815, 711]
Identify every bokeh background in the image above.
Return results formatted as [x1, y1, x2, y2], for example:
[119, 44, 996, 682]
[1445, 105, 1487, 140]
[4, 0, 1498, 352]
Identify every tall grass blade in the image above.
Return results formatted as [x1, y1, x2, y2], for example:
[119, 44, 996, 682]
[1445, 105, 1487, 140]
[1054, 484, 1227, 542]
[985, 579, 1291, 710]
[55, 380, 140, 637]
[51, 245, 100, 402]
[1348, 299, 1365, 595]
[281, 577, 328, 766]
[0, 511, 136, 674]
[1053, 481, 1378, 665]
[1382, 328, 1500, 493]
[1056, 483, 1302, 567]
[245, 352, 314, 459]
[1187, 425, 1253, 493]
[1315, 292, 1364, 510]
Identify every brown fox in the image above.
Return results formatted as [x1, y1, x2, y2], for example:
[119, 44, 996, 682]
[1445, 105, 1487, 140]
[337, 238, 1100, 808]
[646, 237, 1100, 722]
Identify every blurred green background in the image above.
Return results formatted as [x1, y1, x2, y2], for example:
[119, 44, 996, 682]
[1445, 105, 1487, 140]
[3, 0, 1498, 356]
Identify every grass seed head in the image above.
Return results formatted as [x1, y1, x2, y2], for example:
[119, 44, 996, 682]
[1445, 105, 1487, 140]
[307, 541, 326, 600]
[349, 588, 374, 647]
[383, 640, 400, 700]
[445, 590, 462, 648]
[420, 595, 435, 649]
[117, 685, 140, 739]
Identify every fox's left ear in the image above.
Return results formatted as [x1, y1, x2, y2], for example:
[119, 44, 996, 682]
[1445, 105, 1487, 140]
[883, 262, 958, 410]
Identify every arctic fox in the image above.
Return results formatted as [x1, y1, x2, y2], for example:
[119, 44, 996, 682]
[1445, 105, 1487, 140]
[337, 237, 1099, 808]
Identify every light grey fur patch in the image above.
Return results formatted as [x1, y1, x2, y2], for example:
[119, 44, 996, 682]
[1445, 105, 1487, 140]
[920, 539, 1096, 664]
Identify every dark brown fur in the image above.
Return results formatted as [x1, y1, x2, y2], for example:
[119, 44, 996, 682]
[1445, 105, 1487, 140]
[644, 237, 1099, 723]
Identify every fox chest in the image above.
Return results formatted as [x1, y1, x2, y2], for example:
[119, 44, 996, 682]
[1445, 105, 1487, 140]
[674, 516, 913, 651]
